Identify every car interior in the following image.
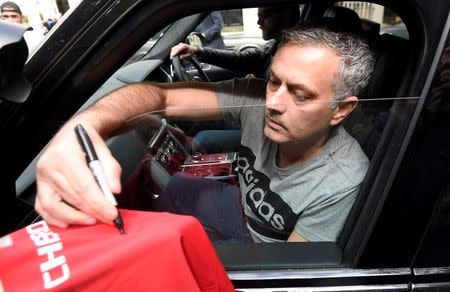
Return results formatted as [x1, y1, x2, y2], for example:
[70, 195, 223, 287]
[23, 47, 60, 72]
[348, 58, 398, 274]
[14, 0, 426, 272]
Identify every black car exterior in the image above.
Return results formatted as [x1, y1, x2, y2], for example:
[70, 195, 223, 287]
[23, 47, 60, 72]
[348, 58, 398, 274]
[0, 0, 449, 290]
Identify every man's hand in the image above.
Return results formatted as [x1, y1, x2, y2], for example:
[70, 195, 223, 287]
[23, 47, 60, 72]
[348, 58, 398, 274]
[35, 121, 122, 228]
[170, 43, 199, 60]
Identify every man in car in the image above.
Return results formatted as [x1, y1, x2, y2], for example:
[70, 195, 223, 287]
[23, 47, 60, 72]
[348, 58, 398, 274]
[170, 5, 301, 154]
[170, 6, 363, 80]
[170, 5, 300, 79]
[34, 25, 374, 242]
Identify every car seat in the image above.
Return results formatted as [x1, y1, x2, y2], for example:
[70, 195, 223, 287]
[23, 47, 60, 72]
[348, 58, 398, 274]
[342, 33, 411, 159]
[338, 30, 415, 250]
[320, 6, 364, 36]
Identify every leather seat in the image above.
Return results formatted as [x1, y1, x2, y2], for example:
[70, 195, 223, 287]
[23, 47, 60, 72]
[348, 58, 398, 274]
[344, 33, 410, 159]
[338, 31, 413, 247]
[320, 6, 364, 35]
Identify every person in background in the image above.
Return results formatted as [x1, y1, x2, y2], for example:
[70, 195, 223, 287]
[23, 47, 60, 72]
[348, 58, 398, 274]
[42, 18, 57, 35]
[171, 6, 300, 79]
[1, 1, 43, 53]
[190, 11, 226, 49]
[171, 6, 301, 153]
[0, 1, 21, 23]
[171, 6, 364, 79]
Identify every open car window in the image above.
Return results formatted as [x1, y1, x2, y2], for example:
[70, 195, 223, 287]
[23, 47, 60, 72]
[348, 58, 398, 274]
[336, 2, 409, 40]
[14, 0, 425, 272]
[105, 93, 419, 267]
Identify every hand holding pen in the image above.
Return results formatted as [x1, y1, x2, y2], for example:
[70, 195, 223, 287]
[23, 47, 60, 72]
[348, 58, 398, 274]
[75, 124, 125, 234]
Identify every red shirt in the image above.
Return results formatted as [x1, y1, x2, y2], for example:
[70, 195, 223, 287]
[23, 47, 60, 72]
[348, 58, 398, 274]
[0, 209, 234, 291]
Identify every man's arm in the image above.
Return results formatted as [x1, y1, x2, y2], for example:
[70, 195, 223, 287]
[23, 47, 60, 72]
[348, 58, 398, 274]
[35, 81, 221, 228]
[196, 46, 265, 74]
[80, 81, 221, 137]
[170, 39, 277, 79]
[287, 230, 308, 242]
[170, 44, 264, 71]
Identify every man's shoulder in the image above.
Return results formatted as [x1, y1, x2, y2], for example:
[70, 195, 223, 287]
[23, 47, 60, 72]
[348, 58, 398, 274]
[324, 126, 369, 185]
[213, 78, 267, 118]
[329, 126, 366, 154]
[212, 77, 267, 96]
[263, 39, 278, 50]
[214, 77, 267, 86]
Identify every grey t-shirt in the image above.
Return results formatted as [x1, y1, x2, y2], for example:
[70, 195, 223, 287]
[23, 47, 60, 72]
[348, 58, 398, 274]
[213, 78, 369, 242]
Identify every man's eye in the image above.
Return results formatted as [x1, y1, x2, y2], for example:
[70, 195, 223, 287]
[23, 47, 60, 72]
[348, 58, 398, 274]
[267, 79, 280, 90]
[294, 94, 307, 103]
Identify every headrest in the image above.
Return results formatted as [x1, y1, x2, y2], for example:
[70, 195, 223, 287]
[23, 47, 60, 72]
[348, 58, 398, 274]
[363, 34, 409, 101]
[320, 6, 363, 35]
[0, 20, 31, 103]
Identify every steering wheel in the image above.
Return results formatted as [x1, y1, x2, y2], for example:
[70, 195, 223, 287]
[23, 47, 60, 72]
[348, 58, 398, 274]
[172, 55, 210, 82]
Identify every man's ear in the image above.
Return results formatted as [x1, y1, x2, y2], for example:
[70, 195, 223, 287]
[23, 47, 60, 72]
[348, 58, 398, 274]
[330, 96, 358, 126]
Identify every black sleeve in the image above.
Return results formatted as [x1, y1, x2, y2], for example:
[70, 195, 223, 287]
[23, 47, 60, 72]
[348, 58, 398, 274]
[197, 41, 276, 78]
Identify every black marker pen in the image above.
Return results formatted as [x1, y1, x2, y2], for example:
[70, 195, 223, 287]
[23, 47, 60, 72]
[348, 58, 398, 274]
[74, 124, 125, 234]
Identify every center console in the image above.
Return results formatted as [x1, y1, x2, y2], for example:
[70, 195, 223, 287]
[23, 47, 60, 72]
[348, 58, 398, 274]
[146, 120, 238, 188]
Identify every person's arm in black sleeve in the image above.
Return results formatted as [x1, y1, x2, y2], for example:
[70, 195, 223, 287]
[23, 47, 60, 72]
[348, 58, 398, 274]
[197, 40, 276, 78]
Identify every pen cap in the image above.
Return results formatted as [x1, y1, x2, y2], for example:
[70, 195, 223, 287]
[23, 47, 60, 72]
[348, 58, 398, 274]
[75, 124, 98, 161]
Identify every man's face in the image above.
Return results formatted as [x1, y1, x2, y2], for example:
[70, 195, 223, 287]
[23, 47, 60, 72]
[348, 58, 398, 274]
[1, 10, 22, 24]
[264, 44, 346, 146]
[257, 8, 290, 40]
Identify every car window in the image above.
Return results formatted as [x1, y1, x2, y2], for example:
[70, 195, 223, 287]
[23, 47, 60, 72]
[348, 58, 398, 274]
[109, 96, 419, 246]
[101, 3, 421, 265]
[14, 0, 425, 271]
[222, 7, 304, 51]
[336, 1, 409, 39]
[222, 8, 267, 51]
[5, 0, 84, 54]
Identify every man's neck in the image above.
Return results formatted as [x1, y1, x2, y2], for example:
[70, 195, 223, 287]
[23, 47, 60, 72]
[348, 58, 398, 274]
[276, 131, 330, 169]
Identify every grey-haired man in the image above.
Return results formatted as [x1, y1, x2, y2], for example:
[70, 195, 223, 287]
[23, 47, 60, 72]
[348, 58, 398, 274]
[35, 26, 374, 243]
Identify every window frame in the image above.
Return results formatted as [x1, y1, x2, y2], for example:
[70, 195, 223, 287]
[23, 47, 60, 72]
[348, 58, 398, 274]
[4, 0, 449, 285]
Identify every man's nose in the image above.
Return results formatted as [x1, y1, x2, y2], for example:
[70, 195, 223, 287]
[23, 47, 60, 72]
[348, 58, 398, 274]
[266, 85, 287, 112]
